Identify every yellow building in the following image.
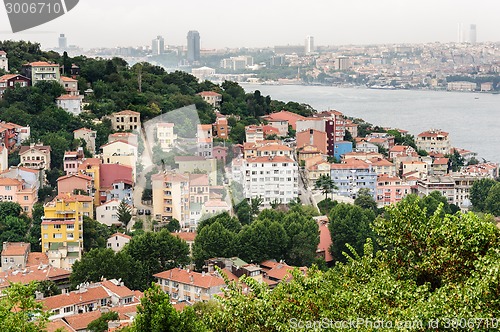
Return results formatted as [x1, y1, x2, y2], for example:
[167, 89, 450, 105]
[78, 158, 101, 207]
[152, 172, 190, 226]
[41, 193, 93, 269]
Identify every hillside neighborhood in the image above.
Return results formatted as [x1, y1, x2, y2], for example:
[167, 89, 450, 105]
[0, 45, 499, 331]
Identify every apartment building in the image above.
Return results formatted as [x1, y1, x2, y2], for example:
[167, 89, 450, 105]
[0, 74, 30, 98]
[1, 242, 30, 272]
[19, 144, 51, 170]
[245, 125, 264, 143]
[110, 110, 141, 131]
[330, 159, 377, 199]
[73, 128, 96, 155]
[197, 91, 222, 108]
[213, 113, 229, 139]
[296, 129, 327, 154]
[376, 175, 411, 207]
[197, 124, 213, 158]
[56, 94, 83, 115]
[101, 140, 138, 179]
[416, 129, 452, 154]
[0, 50, 7, 71]
[241, 155, 298, 206]
[156, 122, 176, 151]
[152, 172, 190, 225]
[0, 177, 37, 215]
[154, 268, 226, 303]
[21, 61, 60, 84]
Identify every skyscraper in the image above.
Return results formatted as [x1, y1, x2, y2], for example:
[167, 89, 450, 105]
[152, 35, 165, 55]
[305, 35, 314, 54]
[58, 33, 67, 49]
[469, 24, 477, 44]
[187, 30, 200, 63]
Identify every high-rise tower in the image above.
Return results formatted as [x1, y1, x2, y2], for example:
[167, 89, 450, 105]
[469, 24, 477, 44]
[152, 35, 165, 55]
[187, 30, 200, 63]
[305, 35, 314, 54]
[58, 33, 67, 49]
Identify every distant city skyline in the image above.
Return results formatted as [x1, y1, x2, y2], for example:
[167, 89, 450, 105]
[0, 0, 499, 50]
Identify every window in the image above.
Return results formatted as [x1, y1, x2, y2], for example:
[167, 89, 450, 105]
[54, 224, 61, 229]
[43, 234, 48, 239]
[63, 306, 73, 313]
[53, 233, 62, 239]
[23, 196, 28, 201]
[5, 186, 10, 190]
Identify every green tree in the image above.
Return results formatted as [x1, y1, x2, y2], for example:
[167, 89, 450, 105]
[317, 198, 337, 215]
[36, 280, 61, 298]
[354, 188, 377, 213]
[470, 178, 497, 212]
[0, 282, 49, 332]
[314, 174, 337, 200]
[131, 284, 205, 332]
[83, 217, 113, 252]
[87, 311, 119, 332]
[250, 197, 263, 216]
[329, 203, 376, 263]
[70, 248, 142, 290]
[166, 219, 181, 232]
[484, 183, 500, 216]
[193, 221, 236, 269]
[117, 200, 132, 226]
[124, 230, 189, 290]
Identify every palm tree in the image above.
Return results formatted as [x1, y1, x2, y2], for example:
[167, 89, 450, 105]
[314, 174, 337, 200]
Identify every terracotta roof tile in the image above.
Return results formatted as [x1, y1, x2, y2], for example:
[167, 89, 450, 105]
[153, 268, 226, 289]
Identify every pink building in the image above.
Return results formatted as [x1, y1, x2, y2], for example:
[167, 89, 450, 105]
[376, 175, 411, 207]
[212, 146, 228, 164]
[0, 177, 37, 215]
[296, 129, 327, 155]
[57, 173, 93, 196]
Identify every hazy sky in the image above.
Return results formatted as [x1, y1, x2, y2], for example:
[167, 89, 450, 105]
[0, 0, 499, 50]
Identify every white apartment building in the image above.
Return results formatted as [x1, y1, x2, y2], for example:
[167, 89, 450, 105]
[242, 155, 298, 206]
[416, 130, 452, 154]
[156, 122, 176, 151]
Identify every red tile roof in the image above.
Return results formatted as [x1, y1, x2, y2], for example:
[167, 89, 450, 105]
[113, 110, 140, 116]
[60, 76, 77, 82]
[26, 61, 58, 67]
[153, 268, 226, 289]
[40, 286, 111, 311]
[101, 279, 135, 298]
[55, 193, 93, 202]
[46, 319, 75, 332]
[56, 95, 82, 100]
[197, 91, 221, 97]
[189, 173, 209, 186]
[1, 242, 29, 256]
[57, 174, 93, 182]
[171, 232, 197, 242]
[19, 145, 51, 154]
[0, 265, 70, 290]
[99, 164, 134, 189]
[263, 110, 306, 129]
[109, 232, 132, 240]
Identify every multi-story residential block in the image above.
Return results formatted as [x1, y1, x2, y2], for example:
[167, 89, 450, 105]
[21, 61, 60, 84]
[0, 166, 40, 193]
[73, 128, 96, 155]
[59, 76, 79, 95]
[366, 132, 395, 150]
[355, 140, 379, 153]
[101, 140, 138, 179]
[367, 157, 396, 176]
[203, 199, 231, 216]
[19, 143, 51, 170]
[243, 141, 293, 159]
[447, 81, 477, 91]
[189, 174, 209, 205]
[156, 122, 176, 151]
[241, 155, 298, 206]
[0, 177, 37, 214]
[1, 242, 30, 272]
[330, 159, 377, 199]
[174, 156, 217, 185]
[56, 94, 83, 115]
[108, 132, 138, 146]
[389, 145, 416, 160]
[154, 268, 226, 303]
[110, 110, 141, 131]
[431, 157, 449, 175]
[245, 125, 264, 143]
[305, 159, 331, 187]
[401, 160, 428, 178]
[63, 148, 84, 174]
[296, 129, 327, 154]
[107, 233, 131, 252]
[99, 163, 134, 205]
[96, 199, 127, 227]
[40, 280, 139, 319]
[197, 91, 222, 108]
[197, 124, 213, 158]
[344, 119, 358, 138]
[376, 175, 411, 207]
[297, 145, 323, 165]
[416, 129, 452, 154]
[0, 74, 30, 98]
[333, 141, 353, 159]
[213, 113, 229, 139]
[212, 146, 228, 164]
[263, 110, 306, 133]
[0, 122, 28, 153]
[416, 176, 456, 205]
[57, 173, 93, 196]
[152, 172, 190, 225]
[0, 50, 7, 71]
[42, 194, 93, 266]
